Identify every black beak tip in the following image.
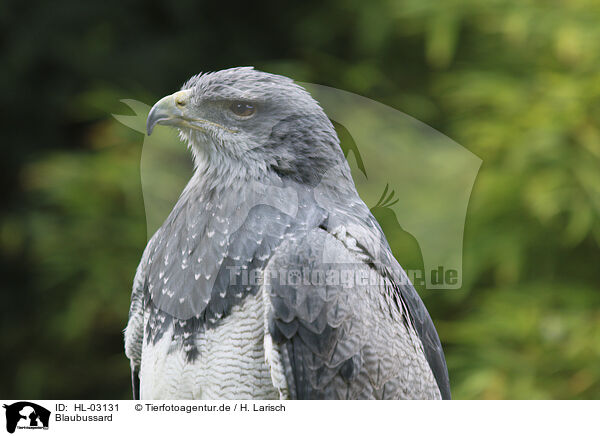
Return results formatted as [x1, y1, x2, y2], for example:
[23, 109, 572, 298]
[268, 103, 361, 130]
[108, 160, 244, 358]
[146, 115, 157, 136]
[146, 106, 162, 136]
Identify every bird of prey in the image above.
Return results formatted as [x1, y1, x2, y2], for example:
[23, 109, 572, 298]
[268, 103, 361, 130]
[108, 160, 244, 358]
[124, 67, 451, 400]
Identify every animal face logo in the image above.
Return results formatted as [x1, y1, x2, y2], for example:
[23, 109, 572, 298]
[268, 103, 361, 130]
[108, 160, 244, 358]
[3, 402, 50, 433]
[114, 81, 481, 293]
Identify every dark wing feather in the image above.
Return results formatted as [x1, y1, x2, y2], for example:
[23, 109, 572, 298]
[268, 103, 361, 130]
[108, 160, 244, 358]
[395, 279, 451, 399]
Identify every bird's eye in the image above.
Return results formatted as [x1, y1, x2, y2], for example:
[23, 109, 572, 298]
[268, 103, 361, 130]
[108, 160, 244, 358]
[230, 102, 256, 117]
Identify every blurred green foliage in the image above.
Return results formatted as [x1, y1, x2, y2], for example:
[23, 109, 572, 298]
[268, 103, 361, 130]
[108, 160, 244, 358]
[1, 0, 599, 399]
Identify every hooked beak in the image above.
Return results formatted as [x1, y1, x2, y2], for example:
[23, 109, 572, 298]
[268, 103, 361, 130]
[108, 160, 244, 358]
[146, 90, 193, 136]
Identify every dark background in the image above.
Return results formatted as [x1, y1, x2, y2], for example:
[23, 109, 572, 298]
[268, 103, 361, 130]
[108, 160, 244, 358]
[1, 0, 599, 399]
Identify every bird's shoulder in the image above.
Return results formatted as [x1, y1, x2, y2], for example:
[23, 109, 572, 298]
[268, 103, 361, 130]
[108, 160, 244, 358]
[264, 224, 443, 399]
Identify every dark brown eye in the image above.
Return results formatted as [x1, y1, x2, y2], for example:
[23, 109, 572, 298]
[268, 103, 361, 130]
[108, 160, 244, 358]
[230, 101, 256, 117]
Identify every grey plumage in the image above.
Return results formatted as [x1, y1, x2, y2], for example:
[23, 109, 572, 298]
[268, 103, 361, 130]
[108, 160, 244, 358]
[124, 67, 450, 399]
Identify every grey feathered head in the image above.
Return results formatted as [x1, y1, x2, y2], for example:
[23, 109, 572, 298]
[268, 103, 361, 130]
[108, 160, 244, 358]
[147, 67, 345, 186]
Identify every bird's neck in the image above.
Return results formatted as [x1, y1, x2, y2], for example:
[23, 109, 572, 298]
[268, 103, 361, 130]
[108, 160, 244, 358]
[181, 148, 284, 216]
[188, 144, 273, 192]
[184, 135, 358, 214]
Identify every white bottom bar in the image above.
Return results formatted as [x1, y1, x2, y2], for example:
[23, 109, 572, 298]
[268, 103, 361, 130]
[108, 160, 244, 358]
[1, 400, 596, 436]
